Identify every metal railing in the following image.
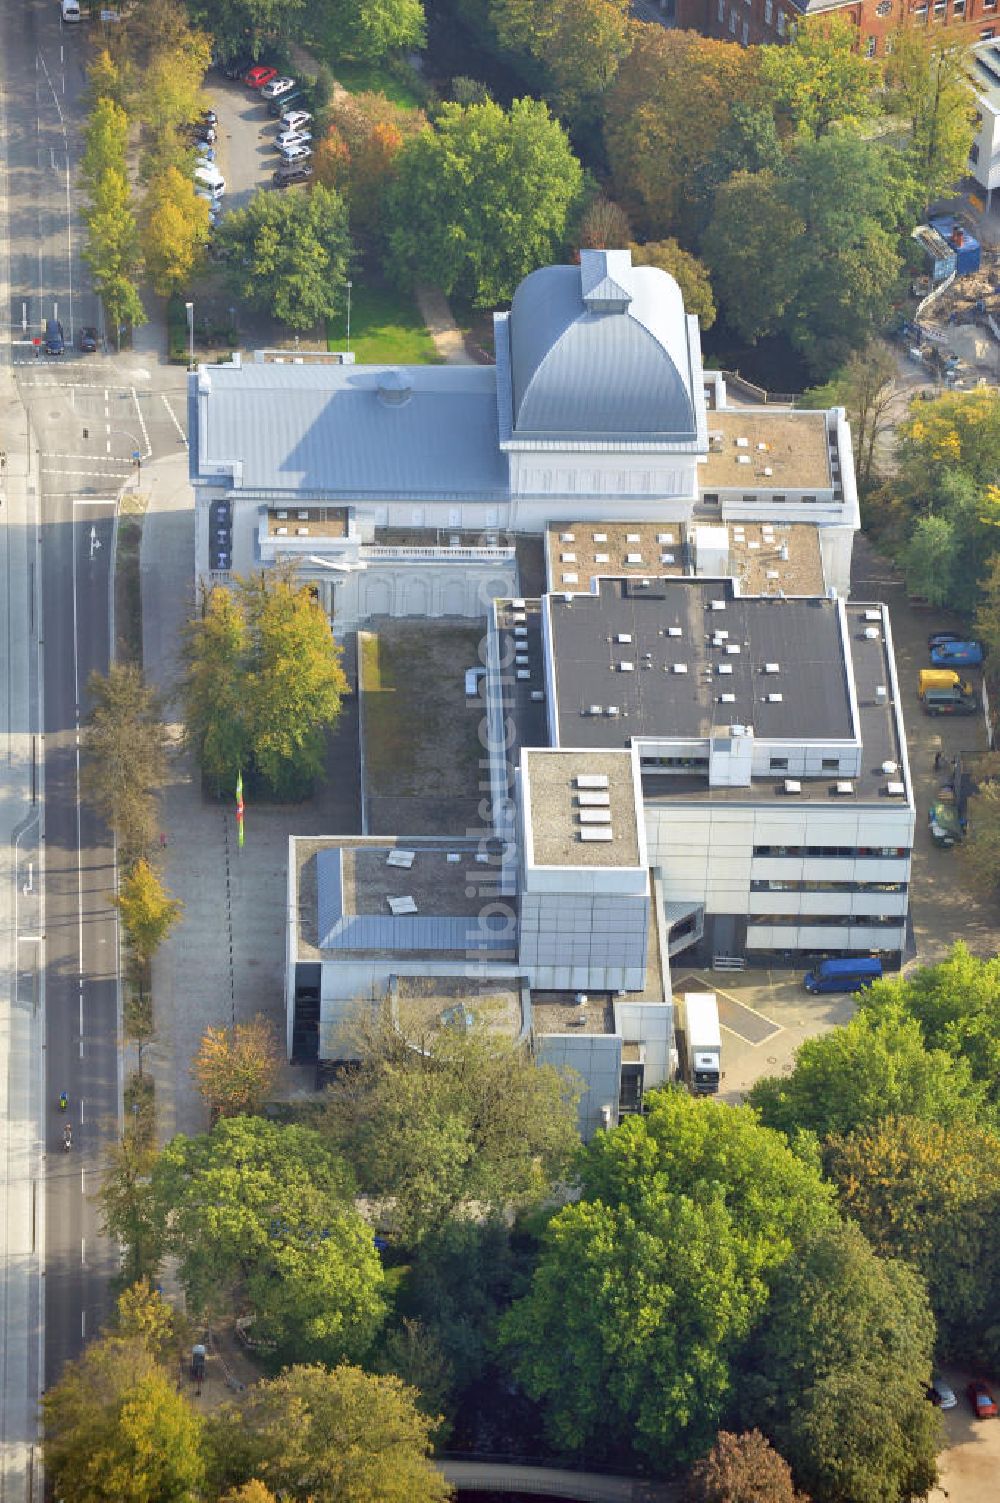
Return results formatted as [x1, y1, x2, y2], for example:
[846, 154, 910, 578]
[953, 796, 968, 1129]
[360, 544, 516, 562]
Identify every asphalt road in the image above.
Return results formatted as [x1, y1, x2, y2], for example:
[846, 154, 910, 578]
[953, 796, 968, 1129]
[0, 2, 190, 1487]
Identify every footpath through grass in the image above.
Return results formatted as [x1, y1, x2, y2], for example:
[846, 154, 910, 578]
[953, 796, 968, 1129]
[327, 281, 441, 365]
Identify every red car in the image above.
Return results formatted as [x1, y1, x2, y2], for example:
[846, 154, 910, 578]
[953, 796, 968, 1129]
[967, 1380, 998, 1418]
[245, 64, 278, 89]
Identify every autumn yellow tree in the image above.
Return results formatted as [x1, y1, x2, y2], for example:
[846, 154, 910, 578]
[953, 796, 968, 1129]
[192, 1015, 281, 1118]
[141, 165, 210, 294]
[603, 26, 762, 239]
[114, 858, 182, 965]
[630, 238, 716, 329]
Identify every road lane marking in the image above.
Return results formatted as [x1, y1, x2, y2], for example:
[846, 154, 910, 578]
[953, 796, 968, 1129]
[81, 1238, 86, 1265]
[161, 392, 188, 445]
[131, 386, 152, 456]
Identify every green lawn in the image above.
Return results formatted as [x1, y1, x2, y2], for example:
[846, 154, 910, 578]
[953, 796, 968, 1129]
[332, 57, 425, 109]
[327, 282, 440, 364]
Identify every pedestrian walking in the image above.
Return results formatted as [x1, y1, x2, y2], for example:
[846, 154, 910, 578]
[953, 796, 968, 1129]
[934, 751, 943, 771]
[159, 831, 168, 849]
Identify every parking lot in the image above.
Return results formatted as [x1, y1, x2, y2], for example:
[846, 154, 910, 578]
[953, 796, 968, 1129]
[205, 73, 283, 214]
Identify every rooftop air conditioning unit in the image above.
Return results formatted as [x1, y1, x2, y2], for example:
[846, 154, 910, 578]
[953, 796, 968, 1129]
[834, 781, 855, 796]
[767, 692, 783, 703]
[886, 780, 906, 796]
[719, 692, 736, 703]
[784, 779, 802, 795]
[864, 626, 880, 640]
[882, 760, 898, 775]
[764, 662, 780, 674]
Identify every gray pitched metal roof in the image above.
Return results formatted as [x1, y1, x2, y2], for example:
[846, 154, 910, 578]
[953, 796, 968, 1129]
[316, 849, 512, 954]
[191, 360, 508, 499]
[508, 250, 699, 441]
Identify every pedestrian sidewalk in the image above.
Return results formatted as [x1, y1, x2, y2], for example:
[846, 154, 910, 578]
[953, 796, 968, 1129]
[415, 284, 472, 365]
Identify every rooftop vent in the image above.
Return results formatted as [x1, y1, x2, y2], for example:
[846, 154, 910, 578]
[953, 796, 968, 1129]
[736, 436, 749, 448]
[719, 692, 736, 703]
[717, 663, 734, 676]
[593, 532, 607, 543]
[618, 661, 634, 672]
[726, 644, 740, 655]
[576, 774, 609, 789]
[672, 663, 688, 674]
[886, 781, 906, 796]
[584, 705, 603, 716]
[387, 895, 418, 915]
[784, 779, 802, 795]
[779, 544, 789, 561]
[560, 532, 575, 542]
[834, 781, 855, 796]
[882, 760, 898, 775]
[864, 626, 880, 640]
[757, 442, 768, 451]
[605, 705, 621, 717]
[657, 533, 675, 544]
[580, 828, 614, 843]
[766, 692, 784, 703]
[709, 431, 724, 452]
[579, 809, 612, 825]
[710, 600, 726, 611]
[667, 626, 683, 637]
[615, 633, 633, 644]
[763, 467, 773, 477]
[376, 369, 412, 406]
[764, 662, 780, 674]
[738, 455, 751, 465]
[626, 532, 641, 542]
[864, 609, 881, 622]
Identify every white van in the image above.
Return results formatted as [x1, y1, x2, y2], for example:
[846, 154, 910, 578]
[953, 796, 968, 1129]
[61, 0, 82, 20]
[194, 164, 225, 200]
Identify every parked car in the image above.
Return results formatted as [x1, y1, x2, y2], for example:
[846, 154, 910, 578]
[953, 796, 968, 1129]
[194, 164, 226, 199]
[245, 64, 278, 89]
[927, 1377, 958, 1409]
[77, 325, 99, 353]
[200, 109, 217, 127]
[219, 54, 252, 80]
[272, 162, 313, 186]
[279, 142, 312, 163]
[929, 801, 963, 848]
[930, 639, 985, 667]
[279, 110, 311, 133]
[261, 75, 296, 100]
[967, 1380, 998, 1418]
[269, 90, 305, 117]
[195, 142, 216, 162]
[191, 123, 216, 145]
[922, 687, 979, 716]
[44, 318, 65, 355]
[276, 128, 311, 150]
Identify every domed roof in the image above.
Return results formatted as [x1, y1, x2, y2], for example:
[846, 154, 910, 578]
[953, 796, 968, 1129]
[508, 250, 698, 440]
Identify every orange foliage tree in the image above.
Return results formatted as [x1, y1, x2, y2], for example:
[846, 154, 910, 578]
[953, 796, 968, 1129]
[315, 92, 425, 249]
[603, 24, 762, 241]
[191, 1015, 281, 1119]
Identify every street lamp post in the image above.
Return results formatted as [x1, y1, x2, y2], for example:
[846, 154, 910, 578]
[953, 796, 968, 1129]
[345, 280, 352, 355]
[185, 300, 195, 371]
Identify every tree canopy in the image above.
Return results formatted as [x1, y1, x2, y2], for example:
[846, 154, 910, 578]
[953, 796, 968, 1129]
[114, 858, 182, 966]
[82, 663, 169, 861]
[758, 18, 879, 139]
[321, 1013, 580, 1243]
[192, 1016, 281, 1119]
[205, 1364, 451, 1503]
[686, 1430, 809, 1503]
[887, 29, 978, 206]
[218, 185, 352, 330]
[181, 571, 349, 798]
[384, 97, 583, 308]
[148, 1116, 386, 1364]
[825, 1114, 1000, 1359]
[500, 1090, 835, 1467]
[141, 165, 210, 294]
[43, 1335, 205, 1503]
[747, 1003, 989, 1141]
[323, 0, 426, 61]
[737, 1222, 939, 1503]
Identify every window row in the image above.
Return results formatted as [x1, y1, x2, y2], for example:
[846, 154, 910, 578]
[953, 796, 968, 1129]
[753, 845, 908, 858]
[750, 879, 908, 893]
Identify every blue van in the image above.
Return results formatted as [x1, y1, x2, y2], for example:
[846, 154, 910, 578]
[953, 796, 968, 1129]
[44, 318, 65, 355]
[803, 957, 883, 994]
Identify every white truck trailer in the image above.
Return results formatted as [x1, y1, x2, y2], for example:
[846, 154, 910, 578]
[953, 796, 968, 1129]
[680, 992, 721, 1094]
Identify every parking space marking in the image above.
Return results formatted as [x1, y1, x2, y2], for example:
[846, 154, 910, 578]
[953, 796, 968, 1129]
[161, 393, 188, 446]
[673, 972, 782, 1045]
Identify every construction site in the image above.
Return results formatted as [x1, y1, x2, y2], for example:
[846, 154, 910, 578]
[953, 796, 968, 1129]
[903, 214, 1000, 386]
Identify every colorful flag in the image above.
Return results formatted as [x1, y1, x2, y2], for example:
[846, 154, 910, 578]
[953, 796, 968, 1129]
[235, 769, 245, 849]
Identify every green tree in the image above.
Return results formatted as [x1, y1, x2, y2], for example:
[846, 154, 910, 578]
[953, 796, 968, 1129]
[323, 0, 426, 61]
[975, 550, 1000, 663]
[218, 184, 352, 330]
[737, 1222, 939, 1503]
[191, 1015, 281, 1118]
[500, 1091, 835, 1467]
[42, 1335, 205, 1503]
[322, 1014, 580, 1243]
[826, 1115, 1000, 1357]
[748, 1004, 989, 1141]
[181, 572, 350, 798]
[704, 170, 794, 344]
[206, 1364, 452, 1503]
[531, 0, 631, 130]
[141, 165, 210, 294]
[603, 28, 762, 239]
[384, 97, 583, 308]
[900, 512, 958, 606]
[114, 858, 182, 965]
[186, 0, 307, 59]
[82, 96, 129, 187]
[887, 29, 978, 206]
[630, 238, 716, 329]
[149, 1116, 385, 1364]
[373, 1318, 454, 1441]
[803, 340, 897, 495]
[759, 16, 880, 138]
[686, 1430, 809, 1503]
[83, 164, 146, 341]
[81, 663, 168, 860]
[97, 1123, 160, 1285]
[858, 944, 1000, 1104]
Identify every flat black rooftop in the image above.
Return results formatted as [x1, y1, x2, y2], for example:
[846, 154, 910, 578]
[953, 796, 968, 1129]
[548, 578, 855, 748]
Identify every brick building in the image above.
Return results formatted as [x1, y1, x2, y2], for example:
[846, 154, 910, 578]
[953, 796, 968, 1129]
[675, 0, 1000, 58]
